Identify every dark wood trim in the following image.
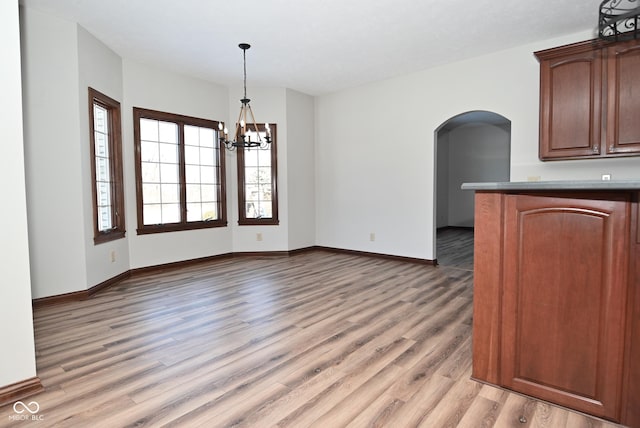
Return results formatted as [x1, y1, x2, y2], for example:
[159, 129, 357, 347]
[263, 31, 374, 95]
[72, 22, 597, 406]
[32, 271, 131, 308]
[32, 290, 90, 308]
[312, 246, 435, 265]
[132, 107, 227, 234]
[236, 123, 279, 226]
[129, 253, 234, 277]
[436, 226, 474, 232]
[87, 271, 131, 297]
[32, 246, 432, 307]
[232, 251, 290, 258]
[287, 246, 317, 256]
[623, 191, 640, 427]
[88, 87, 126, 245]
[0, 377, 44, 408]
[533, 37, 617, 61]
[471, 191, 504, 385]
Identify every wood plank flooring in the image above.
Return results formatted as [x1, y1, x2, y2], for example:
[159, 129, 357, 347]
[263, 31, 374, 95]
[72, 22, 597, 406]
[0, 247, 625, 427]
[436, 227, 474, 271]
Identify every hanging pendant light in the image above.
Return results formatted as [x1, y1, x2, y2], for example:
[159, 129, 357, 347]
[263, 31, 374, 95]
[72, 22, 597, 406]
[219, 43, 272, 150]
[599, 0, 640, 41]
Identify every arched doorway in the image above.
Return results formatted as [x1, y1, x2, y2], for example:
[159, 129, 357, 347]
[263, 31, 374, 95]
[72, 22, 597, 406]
[434, 111, 511, 268]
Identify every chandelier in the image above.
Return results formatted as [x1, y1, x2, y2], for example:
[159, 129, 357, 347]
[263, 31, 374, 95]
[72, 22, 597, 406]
[219, 43, 272, 150]
[599, 0, 640, 41]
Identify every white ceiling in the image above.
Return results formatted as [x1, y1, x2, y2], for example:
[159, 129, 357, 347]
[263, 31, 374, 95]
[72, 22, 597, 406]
[20, 0, 602, 95]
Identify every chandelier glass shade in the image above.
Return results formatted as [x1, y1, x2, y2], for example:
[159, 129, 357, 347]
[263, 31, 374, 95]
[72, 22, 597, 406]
[219, 43, 272, 150]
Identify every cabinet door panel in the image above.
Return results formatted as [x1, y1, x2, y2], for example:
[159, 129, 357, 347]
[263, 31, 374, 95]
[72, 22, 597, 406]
[607, 41, 640, 154]
[502, 194, 629, 420]
[538, 51, 602, 159]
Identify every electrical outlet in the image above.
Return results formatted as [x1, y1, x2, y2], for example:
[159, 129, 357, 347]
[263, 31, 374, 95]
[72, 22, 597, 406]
[601, 173, 611, 181]
[110, 250, 116, 263]
[256, 232, 263, 241]
[370, 232, 375, 242]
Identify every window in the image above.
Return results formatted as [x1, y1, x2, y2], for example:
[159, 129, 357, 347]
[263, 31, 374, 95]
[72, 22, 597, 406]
[237, 123, 278, 225]
[133, 108, 227, 234]
[89, 87, 125, 244]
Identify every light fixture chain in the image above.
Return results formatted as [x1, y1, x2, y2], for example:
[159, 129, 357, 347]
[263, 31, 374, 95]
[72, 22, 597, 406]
[220, 43, 271, 151]
[243, 47, 247, 101]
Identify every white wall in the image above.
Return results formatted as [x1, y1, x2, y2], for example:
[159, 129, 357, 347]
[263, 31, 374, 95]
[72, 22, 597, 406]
[77, 25, 131, 287]
[21, 7, 88, 298]
[436, 132, 449, 228]
[446, 123, 510, 227]
[123, 59, 233, 269]
[315, 30, 640, 261]
[0, 0, 38, 387]
[287, 89, 316, 250]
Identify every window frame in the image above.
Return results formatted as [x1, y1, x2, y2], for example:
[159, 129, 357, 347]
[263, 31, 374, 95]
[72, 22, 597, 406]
[133, 107, 227, 234]
[89, 87, 126, 244]
[236, 123, 279, 226]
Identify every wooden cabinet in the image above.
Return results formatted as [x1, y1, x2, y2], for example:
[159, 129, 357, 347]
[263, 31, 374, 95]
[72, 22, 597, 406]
[606, 40, 640, 155]
[536, 38, 640, 161]
[472, 190, 640, 426]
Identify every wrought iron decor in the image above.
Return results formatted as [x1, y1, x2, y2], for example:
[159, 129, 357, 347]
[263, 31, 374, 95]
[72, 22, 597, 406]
[599, 0, 640, 41]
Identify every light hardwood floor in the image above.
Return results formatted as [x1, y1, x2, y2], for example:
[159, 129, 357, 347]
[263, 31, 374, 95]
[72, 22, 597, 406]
[0, 248, 625, 427]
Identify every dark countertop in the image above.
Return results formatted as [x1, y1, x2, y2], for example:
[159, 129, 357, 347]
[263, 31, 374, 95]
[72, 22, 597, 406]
[461, 180, 640, 191]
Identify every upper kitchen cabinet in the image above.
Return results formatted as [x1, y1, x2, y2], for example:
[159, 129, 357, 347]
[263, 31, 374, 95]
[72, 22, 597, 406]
[606, 39, 640, 155]
[535, 38, 640, 161]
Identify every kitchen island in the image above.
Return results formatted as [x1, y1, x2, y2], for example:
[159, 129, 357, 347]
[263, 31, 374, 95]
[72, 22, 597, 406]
[462, 180, 640, 427]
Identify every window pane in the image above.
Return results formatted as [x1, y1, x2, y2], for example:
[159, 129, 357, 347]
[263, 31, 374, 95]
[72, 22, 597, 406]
[245, 202, 258, 218]
[95, 132, 108, 157]
[259, 183, 272, 201]
[202, 203, 217, 220]
[200, 147, 215, 166]
[94, 105, 108, 134]
[245, 184, 259, 202]
[159, 142, 177, 163]
[162, 203, 181, 223]
[141, 162, 160, 182]
[245, 167, 259, 184]
[98, 205, 112, 230]
[161, 183, 179, 203]
[200, 166, 215, 184]
[199, 127, 214, 148]
[97, 181, 111, 207]
[244, 149, 259, 167]
[160, 163, 179, 184]
[186, 202, 202, 222]
[184, 145, 200, 165]
[143, 204, 161, 225]
[142, 183, 161, 204]
[159, 121, 177, 144]
[260, 203, 273, 218]
[186, 184, 201, 203]
[96, 157, 110, 182]
[184, 125, 199, 146]
[258, 149, 271, 167]
[141, 141, 159, 162]
[185, 165, 200, 184]
[140, 119, 158, 141]
[201, 184, 216, 202]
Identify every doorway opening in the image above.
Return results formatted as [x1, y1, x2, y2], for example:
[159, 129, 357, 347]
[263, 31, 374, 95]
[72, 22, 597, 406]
[434, 111, 511, 269]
